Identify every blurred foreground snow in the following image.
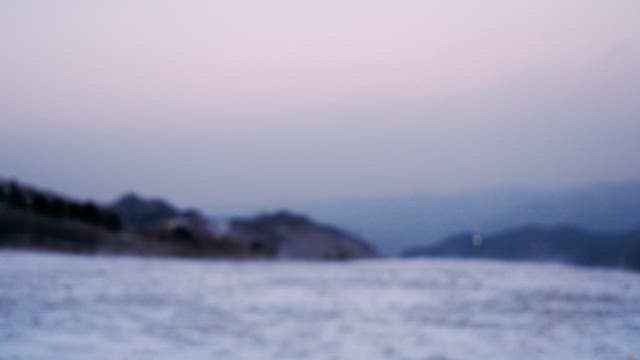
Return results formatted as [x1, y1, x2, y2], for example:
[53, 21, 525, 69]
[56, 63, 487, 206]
[1, 251, 640, 359]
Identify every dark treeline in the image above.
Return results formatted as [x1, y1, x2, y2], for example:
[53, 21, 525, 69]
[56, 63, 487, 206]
[0, 179, 260, 258]
[0, 180, 122, 232]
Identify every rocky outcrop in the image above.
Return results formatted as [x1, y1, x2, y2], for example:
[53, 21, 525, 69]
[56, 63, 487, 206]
[228, 211, 379, 260]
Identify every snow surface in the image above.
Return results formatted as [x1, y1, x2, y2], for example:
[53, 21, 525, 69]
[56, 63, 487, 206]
[1, 251, 640, 360]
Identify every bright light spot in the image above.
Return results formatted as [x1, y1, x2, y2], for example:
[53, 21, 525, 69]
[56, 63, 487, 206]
[472, 234, 483, 246]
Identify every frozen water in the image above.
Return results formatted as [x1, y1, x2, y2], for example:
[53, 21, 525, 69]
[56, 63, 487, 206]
[1, 251, 640, 359]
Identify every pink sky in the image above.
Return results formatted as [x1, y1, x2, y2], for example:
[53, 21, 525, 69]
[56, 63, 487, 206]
[1, 0, 639, 207]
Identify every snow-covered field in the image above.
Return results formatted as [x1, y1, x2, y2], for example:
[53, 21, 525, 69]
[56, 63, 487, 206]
[1, 251, 640, 360]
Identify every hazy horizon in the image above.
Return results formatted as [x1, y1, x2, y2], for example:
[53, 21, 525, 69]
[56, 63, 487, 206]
[2, 1, 639, 209]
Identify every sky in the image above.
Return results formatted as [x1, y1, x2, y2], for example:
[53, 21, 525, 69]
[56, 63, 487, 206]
[1, 0, 639, 209]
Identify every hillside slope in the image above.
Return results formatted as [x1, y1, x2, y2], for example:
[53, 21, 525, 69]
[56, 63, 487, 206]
[228, 211, 378, 259]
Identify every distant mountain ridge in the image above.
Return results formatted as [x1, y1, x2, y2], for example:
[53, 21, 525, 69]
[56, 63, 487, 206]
[297, 182, 640, 255]
[402, 225, 640, 270]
